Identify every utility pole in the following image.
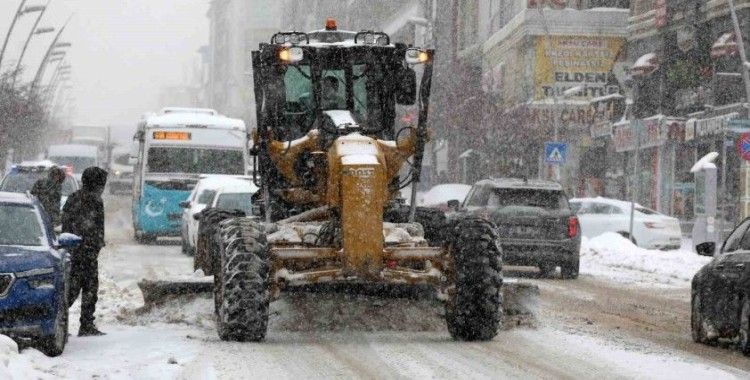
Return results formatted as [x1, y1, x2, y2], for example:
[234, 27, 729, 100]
[0, 0, 29, 69]
[727, 0, 750, 117]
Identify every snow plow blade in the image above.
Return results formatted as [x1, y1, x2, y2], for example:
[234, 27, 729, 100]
[138, 278, 213, 306]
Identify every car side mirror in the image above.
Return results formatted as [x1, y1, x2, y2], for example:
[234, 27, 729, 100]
[695, 242, 716, 257]
[179, 201, 191, 209]
[447, 199, 460, 211]
[57, 233, 82, 249]
[396, 68, 417, 105]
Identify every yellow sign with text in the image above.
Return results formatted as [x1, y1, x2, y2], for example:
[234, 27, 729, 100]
[534, 36, 625, 100]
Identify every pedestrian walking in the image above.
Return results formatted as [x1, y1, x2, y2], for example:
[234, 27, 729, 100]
[30, 166, 66, 227]
[62, 166, 108, 336]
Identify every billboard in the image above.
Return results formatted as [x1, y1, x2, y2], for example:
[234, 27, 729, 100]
[534, 36, 625, 100]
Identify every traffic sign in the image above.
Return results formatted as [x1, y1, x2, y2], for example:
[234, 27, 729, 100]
[736, 132, 750, 161]
[544, 142, 567, 165]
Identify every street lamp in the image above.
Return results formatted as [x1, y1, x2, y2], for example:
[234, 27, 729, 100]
[13, 1, 53, 86]
[31, 15, 71, 92]
[34, 27, 54, 35]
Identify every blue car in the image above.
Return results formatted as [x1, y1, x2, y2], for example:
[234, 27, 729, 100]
[0, 192, 81, 356]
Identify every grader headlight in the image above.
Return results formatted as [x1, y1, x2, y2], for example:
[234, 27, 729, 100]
[405, 48, 430, 64]
[278, 47, 304, 63]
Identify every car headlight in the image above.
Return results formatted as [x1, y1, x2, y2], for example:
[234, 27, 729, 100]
[114, 170, 122, 176]
[15, 268, 56, 290]
[27, 277, 55, 290]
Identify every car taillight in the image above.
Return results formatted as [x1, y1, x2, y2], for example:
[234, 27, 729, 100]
[567, 216, 578, 238]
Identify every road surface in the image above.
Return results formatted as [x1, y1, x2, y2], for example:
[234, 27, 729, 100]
[23, 195, 750, 379]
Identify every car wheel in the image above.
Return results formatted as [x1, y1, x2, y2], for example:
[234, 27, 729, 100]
[691, 292, 712, 344]
[740, 297, 750, 355]
[38, 285, 68, 356]
[561, 259, 579, 280]
[538, 263, 556, 278]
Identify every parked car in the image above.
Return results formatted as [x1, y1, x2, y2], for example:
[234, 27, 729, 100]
[420, 183, 472, 212]
[0, 161, 78, 209]
[108, 148, 134, 194]
[691, 219, 750, 355]
[0, 191, 81, 356]
[179, 176, 255, 256]
[456, 178, 580, 278]
[208, 180, 259, 216]
[570, 197, 682, 250]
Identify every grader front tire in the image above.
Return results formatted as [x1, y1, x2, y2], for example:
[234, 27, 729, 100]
[215, 219, 270, 342]
[445, 218, 503, 341]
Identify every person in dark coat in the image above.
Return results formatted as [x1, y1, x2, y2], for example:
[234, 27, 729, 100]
[62, 166, 108, 336]
[30, 167, 66, 227]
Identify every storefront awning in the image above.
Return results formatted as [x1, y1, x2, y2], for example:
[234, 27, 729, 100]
[710, 32, 737, 59]
[629, 53, 659, 77]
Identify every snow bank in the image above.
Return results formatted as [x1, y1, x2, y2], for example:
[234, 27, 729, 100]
[0, 335, 52, 379]
[581, 232, 710, 286]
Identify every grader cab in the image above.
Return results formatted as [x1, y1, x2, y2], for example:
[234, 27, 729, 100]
[201, 21, 503, 342]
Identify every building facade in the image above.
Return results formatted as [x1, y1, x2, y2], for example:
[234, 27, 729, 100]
[447, 0, 629, 188]
[206, 0, 283, 123]
[611, 0, 750, 232]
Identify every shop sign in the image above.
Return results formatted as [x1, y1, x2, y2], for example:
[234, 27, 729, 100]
[695, 113, 740, 138]
[534, 36, 625, 101]
[527, 105, 595, 127]
[640, 117, 667, 149]
[613, 121, 635, 152]
[591, 121, 613, 138]
[613, 118, 668, 152]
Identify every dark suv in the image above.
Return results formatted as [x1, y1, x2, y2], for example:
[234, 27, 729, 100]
[458, 178, 580, 279]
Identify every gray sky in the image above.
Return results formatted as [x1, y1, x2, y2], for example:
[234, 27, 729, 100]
[1, 0, 208, 139]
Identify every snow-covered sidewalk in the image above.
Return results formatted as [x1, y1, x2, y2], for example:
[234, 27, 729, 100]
[580, 233, 710, 287]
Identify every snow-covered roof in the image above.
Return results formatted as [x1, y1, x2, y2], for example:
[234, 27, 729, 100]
[421, 184, 472, 206]
[47, 144, 98, 157]
[195, 175, 253, 191]
[17, 159, 58, 168]
[570, 196, 648, 212]
[216, 178, 259, 194]
[160, 107, 218, 116]
[0, 191, 34, 204]
[589, 93, 624, 103]
[145, 112, 245, 131]
[478, 178, 562, 190]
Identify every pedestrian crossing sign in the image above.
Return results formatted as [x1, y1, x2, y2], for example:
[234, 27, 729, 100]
[544, 142, 567, 165]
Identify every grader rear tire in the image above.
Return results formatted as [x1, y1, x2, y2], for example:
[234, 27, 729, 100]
[215, 218, 270, 342]
[194, 209, 245, 274]
[445, 218, 503, 341]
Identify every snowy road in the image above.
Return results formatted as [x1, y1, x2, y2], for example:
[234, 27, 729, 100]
[13, 195, 750, 379]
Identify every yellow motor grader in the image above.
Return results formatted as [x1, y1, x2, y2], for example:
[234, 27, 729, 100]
[201, 21, 503, 342]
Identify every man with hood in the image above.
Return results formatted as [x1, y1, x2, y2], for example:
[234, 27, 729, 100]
[31, 166, 66, 227]
[62, 166, 108, 336]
